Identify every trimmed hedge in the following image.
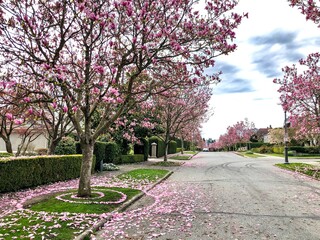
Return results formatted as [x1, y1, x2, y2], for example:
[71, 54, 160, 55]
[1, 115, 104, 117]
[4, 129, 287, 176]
[134, 138, 149, 161]
[168, 141, 177, 154]
[0, 152, 14, 158]
[94, 141, 107, 170]
[118, 154, 145, 164]
[105, 142, 121, 164]
[76, 141, 120, 169]
[0, 155, 95, 193]
[250, 142, 269, 148]
[149, 136, 165, 157]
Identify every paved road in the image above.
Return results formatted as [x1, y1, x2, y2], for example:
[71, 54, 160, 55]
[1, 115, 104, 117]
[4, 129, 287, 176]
[96, 152, 320, 240]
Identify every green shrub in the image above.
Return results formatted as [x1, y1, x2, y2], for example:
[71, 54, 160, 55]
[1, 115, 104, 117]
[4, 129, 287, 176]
[94, 141, 107, 170]
[149, 136, 165, 157]
[0, 152, 14, 158]
[249, 142, 267, 149]
[105, 142, 121, 164]
[177, 148, 184, 153]
[251, 148, 260, 153]
[245, 151, 254, 154]
[134, 138, 149, 161]
[168, 141, 177, 154]
[0, 155, 95, 193]
[175, 138, 182, 148]
[287, 150, 296, 156]
[306, 147, 320, 154]
[184, 141, 191, 151]
[272, 146, 285, 154]
[120, 154, 145, 164]
[54, 137, 76, 155]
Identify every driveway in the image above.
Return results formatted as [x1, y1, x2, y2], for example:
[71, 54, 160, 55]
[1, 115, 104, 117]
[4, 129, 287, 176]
[95, 152, 320, 240]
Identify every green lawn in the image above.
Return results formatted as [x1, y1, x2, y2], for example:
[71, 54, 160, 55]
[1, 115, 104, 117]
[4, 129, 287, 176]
[116, 169, 169, 182]
[275, 163, 320, 180]
[0, 187, 142, 240]
[151, 161, 183, 167]
[183, 151, 197, 154]
[29, 187, 140, 214]
[0, 168, 170, 239]
[169, 155, 191, 160]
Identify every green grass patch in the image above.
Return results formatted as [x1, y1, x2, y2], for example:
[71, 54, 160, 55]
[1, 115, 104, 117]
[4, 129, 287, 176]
[0, 187, 141, 239]
[184, 151, 197, 154]
[29, 187, 141, 214]
[276, 163, 320, 180]
[151, 161, 183, 167]
[169, 155, 191, 160]
[0, 210, 94, 240]
[117, 169, 169, 182]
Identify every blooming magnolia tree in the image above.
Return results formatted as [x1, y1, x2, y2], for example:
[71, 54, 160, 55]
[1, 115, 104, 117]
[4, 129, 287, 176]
[274, 53, 320, 142]
[0, 0, 245, 197]
[275, 1, 320, 145]
[289, 0, 320, 26]
[211, 119, 255, 150]
[152, 82, 211, 161]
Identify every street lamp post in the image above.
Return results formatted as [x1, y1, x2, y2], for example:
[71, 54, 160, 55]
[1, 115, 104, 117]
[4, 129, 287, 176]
[284, 110, 289, 164]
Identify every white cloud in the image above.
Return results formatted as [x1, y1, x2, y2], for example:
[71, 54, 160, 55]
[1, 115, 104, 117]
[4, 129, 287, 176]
[202, 0, 320, 140]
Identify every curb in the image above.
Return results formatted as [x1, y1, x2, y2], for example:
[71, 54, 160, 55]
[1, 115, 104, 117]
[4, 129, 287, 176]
[75, 171, 173, 240]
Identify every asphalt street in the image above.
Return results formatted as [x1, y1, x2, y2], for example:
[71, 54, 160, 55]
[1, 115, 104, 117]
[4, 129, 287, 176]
[96, 152, 320, 240]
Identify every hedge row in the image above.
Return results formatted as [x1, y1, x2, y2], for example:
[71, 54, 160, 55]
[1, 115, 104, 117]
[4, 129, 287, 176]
[134, 138, 149, 161]
[0, 152, 14, 158]
[251, 145, 320, 155]
[76, 141, 121, 170]
[116, 154, 145, 164]
[168, 141, 177, 154]
[0, 155, 95, 193]
[149, 136, 165, 157]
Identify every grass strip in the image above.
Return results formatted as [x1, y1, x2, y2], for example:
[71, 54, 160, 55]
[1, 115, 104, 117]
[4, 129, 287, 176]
[117, 169, 169, 182]
[169, 155, 191, 160]
[275, 163, 320, 180]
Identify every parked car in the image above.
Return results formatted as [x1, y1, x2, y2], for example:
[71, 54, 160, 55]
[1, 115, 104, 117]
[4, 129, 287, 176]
[203, 148, 209, 152]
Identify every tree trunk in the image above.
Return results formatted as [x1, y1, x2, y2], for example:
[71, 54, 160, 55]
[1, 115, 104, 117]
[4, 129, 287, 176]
[4, 139, 13, 154]
[164, 143, 168, 162]
[77, 140, 94, 197]
[181, 136, 184, 154]
[47, 138, 61, 155]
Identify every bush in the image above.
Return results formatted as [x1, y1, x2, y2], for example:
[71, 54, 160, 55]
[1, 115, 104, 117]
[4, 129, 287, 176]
[177, 148, 184, 153]
[0, 152, 14, 158]
[249, 142, 267, 149]
[289, 146, 307, 153]
[245, 151, 254, 154]
[168, 141, 177, 154]
[0, 155, 95, 193]
[105, 142, 121, 164]
[272, 146, 284, 154]
[134, 138, 149, 161]
[287, 150, 296, 156]
[94, 141, 107, 171]
[149, 136, 165, 157]
[54, 137, 76, 155]
[119, 154, 145, 164]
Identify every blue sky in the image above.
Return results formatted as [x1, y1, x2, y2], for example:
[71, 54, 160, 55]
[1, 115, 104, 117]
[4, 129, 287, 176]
[202, 0, 320, 140]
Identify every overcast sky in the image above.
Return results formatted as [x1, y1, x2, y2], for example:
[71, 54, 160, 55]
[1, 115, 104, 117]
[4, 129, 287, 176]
[201, 0, 320, 140]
